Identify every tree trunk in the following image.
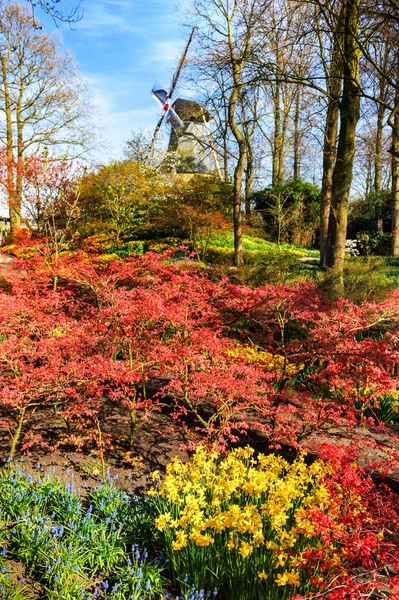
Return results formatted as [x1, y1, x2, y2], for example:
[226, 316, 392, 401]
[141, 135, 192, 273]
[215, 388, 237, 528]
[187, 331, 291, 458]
[375, 104, 384, 194]
[272, 78, 281, 187]
[374, 37, 389, 226]
[0, 52, 19, 233]
[223, 103, 230, 182]
[375, 84, 386, 232]
[391, 95, 399, 256]
[233, 147, 245, 265]
[226, 16, 247, 267]
[365, 150, 372, 196]
[293, 84, 301, 180]
[319, 6, 344, 268]
[327, 0, 361, 296]
[278, 85, 290, 183]
[244, 142, 254, 221]
[375, 105, 384, 232]
[16, 65, 24, 231]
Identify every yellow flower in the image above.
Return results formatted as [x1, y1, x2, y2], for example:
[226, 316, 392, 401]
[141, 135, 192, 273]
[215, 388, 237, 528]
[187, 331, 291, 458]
[258, 571, 267, 580]
[275, 552, 287, 567]
[275, 572, 289, 586]
[190, 531, 214, 546]
[155, 513, 173, 531]
[285, 570, 300, 586]
[275, 570, 299, 586]
[238, 542, 254, 557]
[172, 530, 188, 551]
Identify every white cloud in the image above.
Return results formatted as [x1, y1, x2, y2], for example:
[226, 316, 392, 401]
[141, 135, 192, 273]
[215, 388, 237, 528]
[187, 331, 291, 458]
[140, 40, 182, 67]
[75, 0, 146, 36]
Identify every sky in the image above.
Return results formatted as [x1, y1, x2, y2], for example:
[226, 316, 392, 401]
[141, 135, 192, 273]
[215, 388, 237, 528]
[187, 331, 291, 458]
[40, 0, 192, 163]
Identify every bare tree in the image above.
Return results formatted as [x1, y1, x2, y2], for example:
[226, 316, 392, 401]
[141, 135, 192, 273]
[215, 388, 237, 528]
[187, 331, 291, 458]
[190, 0, 270, 266]
[0, 2, 95, 232]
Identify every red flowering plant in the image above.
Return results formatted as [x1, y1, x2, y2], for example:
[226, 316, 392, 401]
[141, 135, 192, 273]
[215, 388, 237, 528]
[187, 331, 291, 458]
[1, 248, 399, 463]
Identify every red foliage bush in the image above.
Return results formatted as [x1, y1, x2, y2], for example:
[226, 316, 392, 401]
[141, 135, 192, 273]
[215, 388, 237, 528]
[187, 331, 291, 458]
[1, 248, 399, 458]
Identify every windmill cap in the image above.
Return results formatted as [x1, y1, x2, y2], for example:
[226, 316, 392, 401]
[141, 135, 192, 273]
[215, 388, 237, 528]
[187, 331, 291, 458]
[172, 98, 210, 122]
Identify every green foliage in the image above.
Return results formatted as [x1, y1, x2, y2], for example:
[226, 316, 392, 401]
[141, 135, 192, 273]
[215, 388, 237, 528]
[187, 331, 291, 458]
[251, 179, 320, 247]
[150, 174, 233, 258]
[361, 393, 399, 425]
[207, 232, 319, 256]
[204, 233, 321, 285]
[78, 165, 232, 260]
[78, 161, 164, 244]
[239, 253, 319, 287]
[355, 231, 391, 256]
[0, 276, 12, 294]
[348, 189, 391, 247]
[318, 257, 395, 304]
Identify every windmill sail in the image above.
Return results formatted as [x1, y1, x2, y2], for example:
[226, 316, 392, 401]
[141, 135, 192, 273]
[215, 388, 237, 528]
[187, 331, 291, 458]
[151, 87, 184, 129]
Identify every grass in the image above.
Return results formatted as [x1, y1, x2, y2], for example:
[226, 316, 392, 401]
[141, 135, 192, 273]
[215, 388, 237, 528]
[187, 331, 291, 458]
[206, 233, 320, 257]
[205, 233, 399, 302]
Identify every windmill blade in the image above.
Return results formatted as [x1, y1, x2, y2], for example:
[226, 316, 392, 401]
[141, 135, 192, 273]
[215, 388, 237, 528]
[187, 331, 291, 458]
[151, 88, 168, 107]
[148, 112, 166, 156]
[168, 26, 196, 100]
[151, 89, 184, 128]
[166, 105, 184, 129]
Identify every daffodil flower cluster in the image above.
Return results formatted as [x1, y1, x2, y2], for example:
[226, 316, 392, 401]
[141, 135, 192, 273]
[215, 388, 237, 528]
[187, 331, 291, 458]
[151, 446, 345, 600]
[226, 345, 302, 376]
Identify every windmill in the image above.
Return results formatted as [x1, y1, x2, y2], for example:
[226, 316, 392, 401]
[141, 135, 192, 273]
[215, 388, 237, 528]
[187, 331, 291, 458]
[149, 27, 222, 178]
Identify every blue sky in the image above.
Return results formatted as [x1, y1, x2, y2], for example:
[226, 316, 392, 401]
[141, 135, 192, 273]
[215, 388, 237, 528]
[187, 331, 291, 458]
[40, 0, 191, 162]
